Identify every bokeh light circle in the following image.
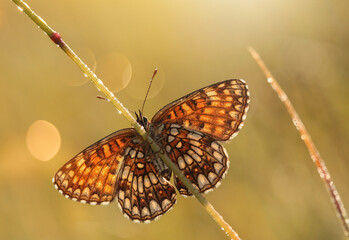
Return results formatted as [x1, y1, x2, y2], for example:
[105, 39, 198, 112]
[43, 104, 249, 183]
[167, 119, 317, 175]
[96, 52, 132, 92]
[26, 120, 61, 161]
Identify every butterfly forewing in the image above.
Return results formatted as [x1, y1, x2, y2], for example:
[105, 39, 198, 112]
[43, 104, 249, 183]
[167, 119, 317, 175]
[116, 139, 176, 222]
[53, 129, 138, 205]
[151, 79, 249, 141]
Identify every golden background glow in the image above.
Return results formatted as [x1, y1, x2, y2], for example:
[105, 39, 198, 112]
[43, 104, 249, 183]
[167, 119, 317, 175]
[1, 0, 348, 239]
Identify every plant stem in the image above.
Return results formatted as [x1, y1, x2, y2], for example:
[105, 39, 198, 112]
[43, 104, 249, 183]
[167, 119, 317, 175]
[12, 0, 242, 239]
[248, 46, 349, 238]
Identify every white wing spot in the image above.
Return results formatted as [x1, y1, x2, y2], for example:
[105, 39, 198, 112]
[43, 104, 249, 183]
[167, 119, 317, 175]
[184, 154, 193, 165]
[124, 147, 131, 155]
[235, 104, 243, 111]
[76, 159, 85, 167]
[177, 156, 186, 169]
[188, 150, 201, 162]
[122, 166, 130, 179]
[188, 132, 202, 140]
[197, 174, 209, 189]
[223, 89, 231, 95]
[138, 176, 144, 193]
[132, 206, 140, 216]
[175, 141, 183, 149]
[168, 135, 175, 143]
[214, 163, 223, 173]
[58, 173, 66, 182]
[124, 198, 131, 211]
[190, 140, 201, 147]
[191, 145, 203, 156]
[73, 188, 81, 196]
[149, 200, 161, 214]
[137, 162, 145, 169]
[65, 163, 72, 169]
[208, 172, 218, 183]
[144, 176, 151, 188]
[149, 173, 159, 184]
[129, 150, 136, 158]
[68, 170, 74, 178]
[137, 151, 144, 158]
[132, 177, 137, 191]
[206, 91, 217, 96]
[213, 151, 224, 163]
[229, 111, 239, 119]
[234, 89, 243, 96]
[211, 142, 220, 151]
[170, 127, 179, 136]
[141, 207, 151, 217]
[162, 199, 171, 209]
[127, 171, 134, 182]
[82, 187, 90, 197]
[218, 83, 226, 88]
[166, 145, 171, 153]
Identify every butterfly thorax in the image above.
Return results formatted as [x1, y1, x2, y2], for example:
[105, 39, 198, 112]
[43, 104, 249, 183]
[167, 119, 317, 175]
[135, 110, 150, 131]
[135, 110, 172, 180]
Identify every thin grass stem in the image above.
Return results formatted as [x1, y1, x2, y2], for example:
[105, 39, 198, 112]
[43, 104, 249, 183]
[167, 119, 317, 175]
[11, 0, 242, 239]
[248, 46, 349, 238]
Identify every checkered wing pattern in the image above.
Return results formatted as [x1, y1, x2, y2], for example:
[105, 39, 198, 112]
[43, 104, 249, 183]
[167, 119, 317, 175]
[151, 79, 249, 195]
[53, 129, 138, 205]
[151, 79, 249, 141]
[116, 140, 176, 223]
[158, 124, 229, 195]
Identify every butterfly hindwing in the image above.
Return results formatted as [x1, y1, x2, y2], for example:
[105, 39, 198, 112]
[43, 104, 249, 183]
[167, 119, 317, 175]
[116, 139, 176, 222]
[156, 123, 228, 195]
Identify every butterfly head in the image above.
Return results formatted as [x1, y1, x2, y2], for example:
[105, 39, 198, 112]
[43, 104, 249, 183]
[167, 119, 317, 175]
[135, 110, 150, 130]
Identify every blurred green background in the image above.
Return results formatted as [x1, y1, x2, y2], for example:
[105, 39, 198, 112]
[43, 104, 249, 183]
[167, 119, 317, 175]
[1, 0, 348, 239]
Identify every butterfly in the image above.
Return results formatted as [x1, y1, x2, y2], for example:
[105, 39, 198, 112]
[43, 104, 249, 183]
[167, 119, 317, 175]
[53, 79, 250, 223]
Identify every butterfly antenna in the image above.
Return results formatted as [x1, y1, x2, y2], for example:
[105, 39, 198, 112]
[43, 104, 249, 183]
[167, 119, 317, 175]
[140, 68, 158, 115]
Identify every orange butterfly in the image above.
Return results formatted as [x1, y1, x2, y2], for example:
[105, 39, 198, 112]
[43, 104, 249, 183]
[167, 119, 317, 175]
[53, 79, 250, 223]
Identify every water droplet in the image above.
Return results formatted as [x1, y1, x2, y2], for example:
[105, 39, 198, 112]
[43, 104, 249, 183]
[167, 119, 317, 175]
[301, 134, 306, 140]
[83, 73, 88, 78]
[292, 118, 298, 127]
[267, 77, 273, 83]
[279, 93, 287, 101]
[97, 79, 104, 85]
[17, 6, 23, 12]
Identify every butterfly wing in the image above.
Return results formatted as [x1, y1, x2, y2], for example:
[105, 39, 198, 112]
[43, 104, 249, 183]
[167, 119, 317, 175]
[116, 139, 177, 222]
[151, 79, 249, 141]
[157, 124, 228, 195]
[150, 79, 249, 195]
[53, 128, 138, 205]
